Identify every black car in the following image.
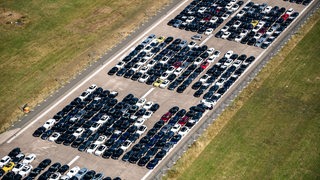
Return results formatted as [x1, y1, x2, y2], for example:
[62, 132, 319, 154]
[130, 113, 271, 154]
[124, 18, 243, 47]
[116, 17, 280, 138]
[32, 127, 46, 137]
[38, 158, 52, 170]
[63, 135, 76, 146]
[149, 103, 160, 112]
[123, 69, 135, 78]
[8, 147, 21, 158]
[48, 162, 61, 173]
[146, 159, 159, 169]
[176, 84, 187, 93]
[137, 156, 150, 166]
[107, 67, 118, 75]
[83, 170, 96, 179]
[29, 167, 42, 178]
[102, 149, 113, 159]
[194, 89, 204, 97]
[122, 150, 133, 162]
[116, 68, 127, 76]
[111, 148, 124, 160]
[57, 164, 69, 174]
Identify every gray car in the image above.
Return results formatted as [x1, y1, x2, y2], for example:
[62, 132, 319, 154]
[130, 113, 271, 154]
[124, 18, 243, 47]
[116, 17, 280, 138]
[74, 168, 88, 179]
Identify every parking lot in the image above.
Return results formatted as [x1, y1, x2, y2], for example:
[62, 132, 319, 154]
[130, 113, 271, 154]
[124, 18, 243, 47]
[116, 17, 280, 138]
[0, 0, 316, 179]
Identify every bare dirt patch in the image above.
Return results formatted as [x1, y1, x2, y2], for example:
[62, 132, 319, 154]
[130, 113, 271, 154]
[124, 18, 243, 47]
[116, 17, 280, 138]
[0, 9, 29, 26]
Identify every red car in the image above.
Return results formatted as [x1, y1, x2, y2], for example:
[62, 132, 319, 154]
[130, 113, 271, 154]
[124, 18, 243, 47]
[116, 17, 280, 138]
[161, 112, 172, 122]
[178, 116, 190, 126]
[281, 13, 289, 21]
[173, 61, 182, 69]
[200, 61, 210, 69]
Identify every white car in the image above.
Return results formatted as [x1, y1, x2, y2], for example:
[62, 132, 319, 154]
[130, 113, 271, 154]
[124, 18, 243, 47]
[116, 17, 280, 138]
[221, 31, 231, 39]
[193, 57, 204, 65]
[233, 60, 242, 67]
[12, 163, 25, 174]
[73, 128, 85, 138]
[138, 74, 149, 83]
[19, 165, 33, 178]
[79, 91, 90, 101]
[199, 74, 210, 82]
[231, 4, 239, 12]
[134, 118, 146, 127]
[221, 13, 230, 20]
[66, 166, 81, 178]
[212, 50, 221, 58]
[89, 123, 102, 133]
[263, 6, 272, 14]
[86, 144, 99, 154]
[207, 56, 216, 63]
[216, 78, 226, 87]
[115, 61, 125, 69]
[136, 98, 146, 108]
[109, 91, 118, 97]
[48, 132, 61, 142]
[186, 16, 195, 23]
[143, 101, 153, 110]
[236, 10, 246, 17]
[198, 7, 206, 13]
[143, 53, 154, 60]
[235, 35, 243, 42]
[221, 25, 229, 32]
[204, 28, 213, 35]
[136, 125, 147, 135]
[159, 80, 170, 89]
[60, 175, 70, 180]
[94, 145, 107, 156]
[171, 124, 181, 133]
[49, 172, 61, 180]
[143, 111, 153, 119]
[201, 99, 216, 109]
[178, 126, 190, 136]
[0, 156, 11, 167]
[42, 119, 56, 130]
[224, 59, 233, 66]
[120, 140, 133, 151]
[286, 8, 294, 15]
[131, 64, 142, 72]
[206, 48, 215, 55]
[226, 2, 233, 10]
[86, 84, 97, 93]
[210, 16, 219, 23]
[22, 154, 36, 164]
[173, 68, 183, 75]
[97, 115, 110, 124]
[160, 56, 170, 64]
[188, 41, 197, 48]
[93, 135, 107, 145]
[233, 20, 242, 28]
[165, 66, 175, 74]
[224, 50, 233, 58]
[139, 66, 149, 74]
[160, 72, 170, 80]
[147, 59, 157, 67]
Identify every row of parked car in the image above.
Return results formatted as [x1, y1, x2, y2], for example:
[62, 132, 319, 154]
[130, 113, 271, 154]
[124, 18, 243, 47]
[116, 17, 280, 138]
[189, 51, 256, 105]
[120, 104, 208, 169]
[32, 85, 161, 162]
[215, 2, 300, 49]
[283, 0, 313, 5]
[108, 34, 225, 95]
[167, 0, 244, 34]
[0, 148, 121, 179]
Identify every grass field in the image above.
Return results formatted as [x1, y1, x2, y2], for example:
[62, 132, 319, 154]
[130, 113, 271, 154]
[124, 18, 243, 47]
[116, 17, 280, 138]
[165, 11, 320, 180]
[0, 0, 170, 132]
